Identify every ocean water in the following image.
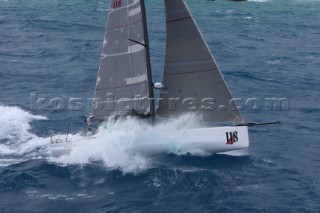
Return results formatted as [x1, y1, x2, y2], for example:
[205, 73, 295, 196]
[1, 0, 320, 212]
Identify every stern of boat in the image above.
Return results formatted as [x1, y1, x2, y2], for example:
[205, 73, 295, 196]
[179, 126, 250, 154]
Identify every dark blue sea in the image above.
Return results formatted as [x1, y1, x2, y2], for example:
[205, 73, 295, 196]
[1, 0, 319, 212]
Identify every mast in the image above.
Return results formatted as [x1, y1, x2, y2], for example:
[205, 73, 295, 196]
[140, 0, 155, 125]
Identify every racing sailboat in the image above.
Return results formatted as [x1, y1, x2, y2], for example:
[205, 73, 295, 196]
[51, 0, 250, 157]
[88, 0, 249, 152]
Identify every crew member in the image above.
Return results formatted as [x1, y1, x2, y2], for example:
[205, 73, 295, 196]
[86, 128, 94, 137]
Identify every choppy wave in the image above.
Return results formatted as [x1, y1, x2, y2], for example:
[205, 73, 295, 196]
[0, 105, 50, 165]
[0, 105, 47, 143]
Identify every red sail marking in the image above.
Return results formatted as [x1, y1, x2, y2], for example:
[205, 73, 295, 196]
[113, 0, 122, 9]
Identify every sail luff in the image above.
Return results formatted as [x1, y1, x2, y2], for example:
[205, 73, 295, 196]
[158, 0, 243, 123]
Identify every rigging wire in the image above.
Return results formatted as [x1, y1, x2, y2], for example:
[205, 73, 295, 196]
[64, 2, 107, 141]
[83, 6, 106, 118]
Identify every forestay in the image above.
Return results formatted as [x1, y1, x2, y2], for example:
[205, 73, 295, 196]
[91, 0, 154, 122]
[158, 0, 243, 123]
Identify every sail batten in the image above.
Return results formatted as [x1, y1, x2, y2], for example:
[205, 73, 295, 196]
[167, 16, 192, 23]
[164, 69, 215, 76]
[101, 46, 144, 57]
[107, 19, 141, 30]
[96, 81, 147, 90]
[158, 0, 243, 123]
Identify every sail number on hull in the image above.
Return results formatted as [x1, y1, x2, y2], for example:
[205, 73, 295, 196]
[226, 131, 238, 145]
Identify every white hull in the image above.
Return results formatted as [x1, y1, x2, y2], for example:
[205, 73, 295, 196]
[177, 126, 249, 153]
[50, 126, 249, 157]
[133, 126, 249, 155]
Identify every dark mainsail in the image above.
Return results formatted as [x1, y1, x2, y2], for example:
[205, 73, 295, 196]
[157, 0, 243, 123]
[90, 0, 154, 122]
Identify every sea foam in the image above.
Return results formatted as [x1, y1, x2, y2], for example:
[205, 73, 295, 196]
[0, 105, 208, 173]
[50, 114, 203, 174]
